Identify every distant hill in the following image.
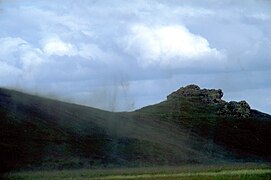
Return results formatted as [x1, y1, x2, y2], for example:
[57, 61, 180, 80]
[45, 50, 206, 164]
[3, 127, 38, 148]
[0, 85, 271, 174]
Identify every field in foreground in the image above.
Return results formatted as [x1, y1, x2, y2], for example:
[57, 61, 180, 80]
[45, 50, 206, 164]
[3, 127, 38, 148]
[7, 163, 271, 180]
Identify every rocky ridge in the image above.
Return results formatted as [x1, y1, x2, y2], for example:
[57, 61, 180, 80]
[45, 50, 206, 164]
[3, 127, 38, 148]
[167, 84, 251, 118]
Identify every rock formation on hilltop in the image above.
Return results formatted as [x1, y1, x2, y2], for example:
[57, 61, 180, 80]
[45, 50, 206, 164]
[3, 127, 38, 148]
[167, 84, 251, 118]
[167, 84, 224, 104]
[217, 100, 251, 118]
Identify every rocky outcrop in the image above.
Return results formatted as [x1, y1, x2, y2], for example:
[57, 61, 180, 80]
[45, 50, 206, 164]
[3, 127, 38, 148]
[167, 84, 224, 104]
[217, 100, 251, 118]
[167, 84, 251, 118]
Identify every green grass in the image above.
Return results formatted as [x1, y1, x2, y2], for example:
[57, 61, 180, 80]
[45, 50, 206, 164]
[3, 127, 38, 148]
[7, 163, 271, 180]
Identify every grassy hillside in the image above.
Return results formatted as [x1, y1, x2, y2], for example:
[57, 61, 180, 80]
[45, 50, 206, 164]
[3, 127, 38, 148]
[0, 88, 211, 174]
[7, 163, 271, 180]
[0, 85, 271, 175]
[139, 85, 271, 161]
[138, 94, 271, 159]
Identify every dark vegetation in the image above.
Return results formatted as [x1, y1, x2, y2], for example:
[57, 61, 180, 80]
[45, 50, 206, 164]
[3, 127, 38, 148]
[8, 164, 271, 180]
[0, 85, 271, 175]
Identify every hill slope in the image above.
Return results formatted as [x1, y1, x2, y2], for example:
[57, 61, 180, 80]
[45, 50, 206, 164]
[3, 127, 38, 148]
[138, 85, 271, 159]
[0, 85, 271, 174]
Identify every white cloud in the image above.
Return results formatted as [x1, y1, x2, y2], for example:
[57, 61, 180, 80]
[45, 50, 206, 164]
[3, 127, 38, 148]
[122, 24, 224, 67]
[0, 37, 27, 66]
[41, 37, 109, 61]
[78, 43, 108, 61]
[42, 37, 77, 56]
[0, 0, 270, 113]
[0, 61, 21, 77]
[172, 6, 214, 17]
[21, 50, 43, 71]
[247, 13, 271, 21]
[0, 37, 44, 70]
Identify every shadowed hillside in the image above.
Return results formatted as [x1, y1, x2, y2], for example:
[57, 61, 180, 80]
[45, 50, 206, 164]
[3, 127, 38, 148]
[138, 85, 271, 159]
[0, 85, 271, 174]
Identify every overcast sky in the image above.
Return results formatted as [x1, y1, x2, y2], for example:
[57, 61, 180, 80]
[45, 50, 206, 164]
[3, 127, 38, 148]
[0, 0, 270, 114]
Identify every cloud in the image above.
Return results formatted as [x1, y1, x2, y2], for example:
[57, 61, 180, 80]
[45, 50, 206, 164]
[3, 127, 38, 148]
[0, 37, 27, 66]
[122, 24, 224, 67]
[0, 0, 270, 113]
[78, 43, 111, 61]
[0, 61, 21, 78]
[42, 37, 77, 57]
[0, 37, 43, 71]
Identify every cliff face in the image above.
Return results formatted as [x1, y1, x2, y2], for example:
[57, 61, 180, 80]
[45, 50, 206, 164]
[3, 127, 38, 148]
[167, 84, 250, 118]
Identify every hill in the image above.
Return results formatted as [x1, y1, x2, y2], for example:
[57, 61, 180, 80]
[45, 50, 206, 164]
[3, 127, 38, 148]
[0, 85, 271, 174]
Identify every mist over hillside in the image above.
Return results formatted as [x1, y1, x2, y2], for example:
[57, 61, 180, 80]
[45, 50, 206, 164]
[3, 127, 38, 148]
[1, 85, 270, 175]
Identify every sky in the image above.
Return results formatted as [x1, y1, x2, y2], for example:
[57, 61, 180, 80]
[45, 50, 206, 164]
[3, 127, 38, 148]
[0, 0, 271, 114]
